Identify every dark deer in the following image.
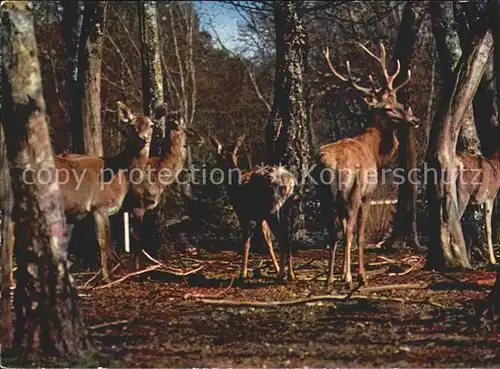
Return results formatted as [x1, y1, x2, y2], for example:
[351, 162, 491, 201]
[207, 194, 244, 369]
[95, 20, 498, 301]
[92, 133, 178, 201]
[210, 135, 296, 281]
[456, 150, 500, 264]
[124, 111, 204, 270]
[313, 42, 419, 287]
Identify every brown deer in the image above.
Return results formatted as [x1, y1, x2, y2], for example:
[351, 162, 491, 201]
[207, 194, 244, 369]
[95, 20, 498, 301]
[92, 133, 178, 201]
[42, 102, 162, 282]
[313, 42, 419, 287]
[123, 110, 204, 270]
[456, 150, 500, 264]
[210, 134, 297, 281]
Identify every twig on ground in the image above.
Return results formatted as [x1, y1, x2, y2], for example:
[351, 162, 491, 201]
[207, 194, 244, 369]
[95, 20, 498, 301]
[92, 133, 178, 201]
[89, 319, 129, 330]
[94, 264, 163, 290]
[80, 263, 121, 289]
[142, 250, 203, 272]
[155, 265, 204, 276]
[392, 257, 425, 276]
[359, 283, 429, 293]
[142, 249, 168, 267]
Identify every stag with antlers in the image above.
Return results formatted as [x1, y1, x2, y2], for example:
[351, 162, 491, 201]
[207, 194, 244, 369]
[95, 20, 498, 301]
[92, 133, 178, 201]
[210, 135, 297, 281]
[313, 42, 419, 287]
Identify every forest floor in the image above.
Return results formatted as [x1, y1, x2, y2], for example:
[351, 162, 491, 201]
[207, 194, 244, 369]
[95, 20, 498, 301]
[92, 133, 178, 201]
[71, 246, 500, 368]
[3, 246, 500, 367]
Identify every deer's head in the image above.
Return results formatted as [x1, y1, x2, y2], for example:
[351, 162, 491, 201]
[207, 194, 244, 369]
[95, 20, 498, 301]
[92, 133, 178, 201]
[117, 101, 155, 156]
[210, 134, 245, 170]
[323, 42, 419, 130]
[157, 109, 205, 151]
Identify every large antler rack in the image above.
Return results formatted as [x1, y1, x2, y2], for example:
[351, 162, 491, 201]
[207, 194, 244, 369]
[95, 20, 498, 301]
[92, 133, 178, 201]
[322, 42, 412, 96]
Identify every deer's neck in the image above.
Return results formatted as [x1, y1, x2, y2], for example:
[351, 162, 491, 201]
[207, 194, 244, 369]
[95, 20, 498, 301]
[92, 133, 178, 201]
[159, 130, 186, 174]
[103, 142, 148, 173]
[357, 119, 399, 168]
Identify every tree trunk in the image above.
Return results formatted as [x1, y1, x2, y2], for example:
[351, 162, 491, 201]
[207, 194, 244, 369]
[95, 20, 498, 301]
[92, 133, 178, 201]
[1, 2, 89, 357]
[79, 1, 107, 156]
[267, 1, 310, 242]
[383, 1, 425, 250]
[0, 123, 14, 348]
[138, 1, 165, 156]
[425, 30, 493, 270]
[430, 1, 481, 156]
[61, 1, 84, 153]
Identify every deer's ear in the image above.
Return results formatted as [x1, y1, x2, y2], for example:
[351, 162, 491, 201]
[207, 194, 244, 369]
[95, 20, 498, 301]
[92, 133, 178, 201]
[233, 134, 246, 154]
[117, 101, 135, 124]
[153, 103, 168, 120]
[210, 136, 223, 154]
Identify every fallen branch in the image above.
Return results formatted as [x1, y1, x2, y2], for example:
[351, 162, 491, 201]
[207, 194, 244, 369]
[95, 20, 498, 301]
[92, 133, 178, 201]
[89, 319, 129, 330]
[80, 263, 121, 289]
[197, 291, 443, 308]
[358, 283, 428, 293]
[155, 265, 204, 276]
[94, 264, 163, 290]
[142, 250, 203, 273]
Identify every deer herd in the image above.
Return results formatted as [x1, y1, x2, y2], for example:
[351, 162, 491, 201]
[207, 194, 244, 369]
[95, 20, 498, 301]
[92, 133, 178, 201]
[4, 42, 500, 288]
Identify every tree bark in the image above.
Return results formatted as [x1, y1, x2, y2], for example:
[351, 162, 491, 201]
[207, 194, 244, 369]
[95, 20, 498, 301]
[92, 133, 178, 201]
[1, 1, 89, 357]
[425, 29, 493, 270]
[61, 1, 84, 152]
[0, 122, 14, 348]
[79, 1, 107, 156]
[383, 1, 425, 250]
[430, 1, 481, 156]
[267, 1, 310, 242]
[138, 0, 165, 156]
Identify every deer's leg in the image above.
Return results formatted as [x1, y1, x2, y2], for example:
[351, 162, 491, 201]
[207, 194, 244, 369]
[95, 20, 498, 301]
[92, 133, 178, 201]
[241, 221, 253, 279]
[94, 211, 115, 283]
[130, 209, 145, 271]
[262, 220, 280, 275]
[326, 217, 339, 285]
[484, 199, 496, 265]
[343, 206, 360, 287]
[356, 203, 369, 285]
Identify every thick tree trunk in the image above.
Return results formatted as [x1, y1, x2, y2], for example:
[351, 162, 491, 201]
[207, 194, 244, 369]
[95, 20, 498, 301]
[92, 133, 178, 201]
[425, 30, 493, 270]
[383, 1, 425, 250]
[0, 123, 14, 347]
[61, 1, 84, 153]
[1, 2, 89, 356]
[430, 1, 481, 156]
[79, 1, 107, 156]
[138, 1, 165, 156]
[267, 1, 310, 242]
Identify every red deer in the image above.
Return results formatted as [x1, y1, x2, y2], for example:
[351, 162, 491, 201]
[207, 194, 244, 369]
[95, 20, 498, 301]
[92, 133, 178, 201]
[210, 134, 296, 281]
[124, 110, 204, 270]
[313, 42, 419, 287]
[15, 102, 162, 283]
[456, 150, 500, 264]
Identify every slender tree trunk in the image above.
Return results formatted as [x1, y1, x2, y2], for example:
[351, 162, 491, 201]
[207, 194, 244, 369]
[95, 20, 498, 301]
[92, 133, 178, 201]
[1, 2, 89, 356]
[425, 29, 493, 270]
[138, 0, 164, 156]
[267, 1, 310, 242]
[491, 1, 500, 247]
[61, 1, 84, 153]
[79, 1, 107, 156]
[0, 123, 14, 347]
[430, 1, 481, 156]
[383, 1, 425, 250]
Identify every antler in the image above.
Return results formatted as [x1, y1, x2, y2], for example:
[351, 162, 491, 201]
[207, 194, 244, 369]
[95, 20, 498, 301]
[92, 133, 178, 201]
[322, 46, 374, 96]
[355, 42, 411, 93]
